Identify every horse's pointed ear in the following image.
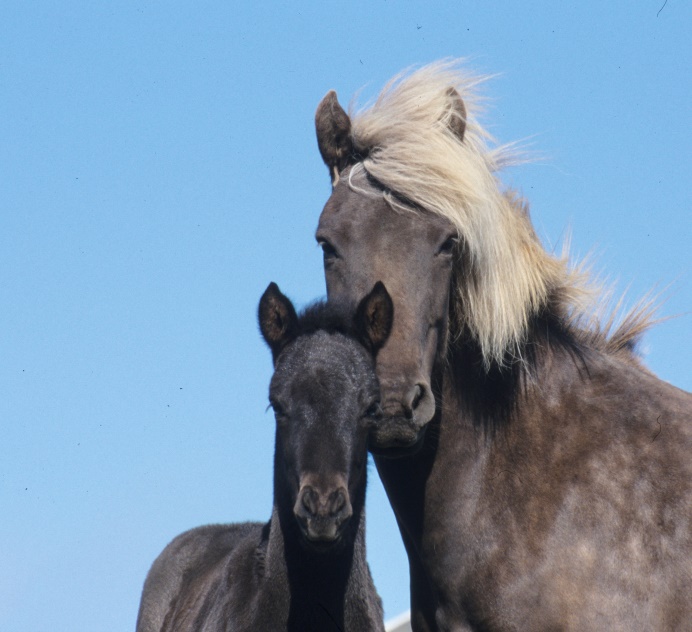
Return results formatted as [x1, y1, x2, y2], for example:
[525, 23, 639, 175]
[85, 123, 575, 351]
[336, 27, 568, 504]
[445, 87, 467, 142]
[355, 281, 394, 353]
[258, 283, 299, 362]
[315, 90, 354, 186]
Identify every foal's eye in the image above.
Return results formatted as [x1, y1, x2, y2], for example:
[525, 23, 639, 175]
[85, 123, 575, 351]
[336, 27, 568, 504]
[270, 401, 288, 420]
[318, 239, 338, 261]
[437, 235, 459, 256]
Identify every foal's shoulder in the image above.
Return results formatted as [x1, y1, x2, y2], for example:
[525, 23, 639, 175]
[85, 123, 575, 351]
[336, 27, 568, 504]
[137, 522, 264, 632]
[162, 522, 262, 563]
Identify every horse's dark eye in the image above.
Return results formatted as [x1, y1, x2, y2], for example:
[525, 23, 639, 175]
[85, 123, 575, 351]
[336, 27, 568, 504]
[438, 235, 459, 256]
[318, 239, 338, 261]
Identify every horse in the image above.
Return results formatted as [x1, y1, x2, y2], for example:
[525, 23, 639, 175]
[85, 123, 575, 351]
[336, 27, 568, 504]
[314, 61, 691, 631]
[136, 281, 394, 632]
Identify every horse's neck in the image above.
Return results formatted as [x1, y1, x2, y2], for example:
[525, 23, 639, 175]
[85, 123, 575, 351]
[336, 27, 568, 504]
[374, 350, 556, 549]
[374, 382, 489, 549]
[377, 345, 625, 541]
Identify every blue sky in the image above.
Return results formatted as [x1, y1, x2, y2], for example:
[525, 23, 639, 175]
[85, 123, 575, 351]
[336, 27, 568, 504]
[1, 2, 689, 630]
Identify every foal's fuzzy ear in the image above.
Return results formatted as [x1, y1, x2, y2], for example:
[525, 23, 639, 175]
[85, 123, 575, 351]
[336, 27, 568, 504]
[445, 87, 467, 142]
[258, 283, 299, 362]
[355, 281, 394, 353]
[315, 90, 354, 185]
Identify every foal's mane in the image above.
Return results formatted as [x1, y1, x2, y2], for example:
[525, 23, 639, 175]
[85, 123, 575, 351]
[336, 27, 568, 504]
[295, 299, 357, 339]
[345, 60, 655, 369]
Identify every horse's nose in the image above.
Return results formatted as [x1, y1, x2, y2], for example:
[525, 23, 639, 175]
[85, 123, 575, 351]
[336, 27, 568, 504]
[404, 383, 427, 419]
[370, 378, 435, 451]
[382, 379, 434, 423]
[294, 485, 353, 541]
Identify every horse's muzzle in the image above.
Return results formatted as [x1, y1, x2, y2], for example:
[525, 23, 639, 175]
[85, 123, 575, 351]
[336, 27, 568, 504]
[368, 415, 428, 457]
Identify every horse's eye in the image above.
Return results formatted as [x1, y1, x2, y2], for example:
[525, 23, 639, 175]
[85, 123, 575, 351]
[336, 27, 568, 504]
[318, 239, 338, 261]
[438, 235, 459, 256]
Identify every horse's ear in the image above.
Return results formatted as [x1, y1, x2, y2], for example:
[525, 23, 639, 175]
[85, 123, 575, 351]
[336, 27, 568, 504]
[315, 90, 354, 185]
[445, 87, 466, 142]
[258, 283, 299, 362]
[355, 281, 394, 353]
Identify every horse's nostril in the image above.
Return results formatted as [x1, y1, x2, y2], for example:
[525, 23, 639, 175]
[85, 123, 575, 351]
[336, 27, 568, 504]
[411, 384, 425, 411]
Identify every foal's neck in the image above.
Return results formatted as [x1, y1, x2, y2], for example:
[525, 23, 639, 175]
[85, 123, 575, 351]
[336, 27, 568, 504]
[265, 499, 368, 630]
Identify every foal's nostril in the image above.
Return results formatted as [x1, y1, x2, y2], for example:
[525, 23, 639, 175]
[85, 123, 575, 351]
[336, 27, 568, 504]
[298, 486, 350, 520]
[300, 488, 318, 515]
[329, 489, 346, 514]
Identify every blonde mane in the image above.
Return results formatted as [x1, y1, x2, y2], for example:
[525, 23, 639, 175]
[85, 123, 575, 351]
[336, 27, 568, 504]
[345, 60, 652, 368]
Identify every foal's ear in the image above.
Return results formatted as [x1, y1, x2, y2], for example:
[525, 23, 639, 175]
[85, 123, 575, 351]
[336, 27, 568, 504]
[445, 87, 467, 142]
[258, 283, 299, 362]
[315, 90, 354, 185]
[355, 281, 394, 353]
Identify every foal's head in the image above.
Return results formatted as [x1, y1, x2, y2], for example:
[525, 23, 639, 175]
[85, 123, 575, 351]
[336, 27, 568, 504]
[259, 282, 393, 548]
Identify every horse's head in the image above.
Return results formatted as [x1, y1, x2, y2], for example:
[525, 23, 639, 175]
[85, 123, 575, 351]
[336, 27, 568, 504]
[259, 282, 392, 547]
[317, 185, 456, 454]
[315, 85, 466, 455]
[314, 62, 558, 455]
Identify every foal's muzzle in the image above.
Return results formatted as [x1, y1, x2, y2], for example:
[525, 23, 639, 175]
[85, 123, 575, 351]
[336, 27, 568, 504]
[294, 484, 353, 547]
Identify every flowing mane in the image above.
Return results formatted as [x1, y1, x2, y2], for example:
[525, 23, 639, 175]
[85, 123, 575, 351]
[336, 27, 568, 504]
[344, 60, 653, 368]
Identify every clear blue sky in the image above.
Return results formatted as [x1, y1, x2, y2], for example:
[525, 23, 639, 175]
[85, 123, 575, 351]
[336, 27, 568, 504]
[1, 2, 689, 630]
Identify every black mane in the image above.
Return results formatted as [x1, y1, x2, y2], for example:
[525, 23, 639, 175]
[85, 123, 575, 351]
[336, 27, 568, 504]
[293, 298, 357, 339]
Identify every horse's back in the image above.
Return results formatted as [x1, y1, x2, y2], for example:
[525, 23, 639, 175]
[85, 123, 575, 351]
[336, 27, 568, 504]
[136, 522, 263, 632]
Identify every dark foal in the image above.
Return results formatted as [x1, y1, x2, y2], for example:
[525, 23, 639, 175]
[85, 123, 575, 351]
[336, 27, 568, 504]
[136, 282, 393, 632]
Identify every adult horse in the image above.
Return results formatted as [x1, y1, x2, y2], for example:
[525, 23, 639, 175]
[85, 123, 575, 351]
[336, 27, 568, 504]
[314, 61, 691, 631]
